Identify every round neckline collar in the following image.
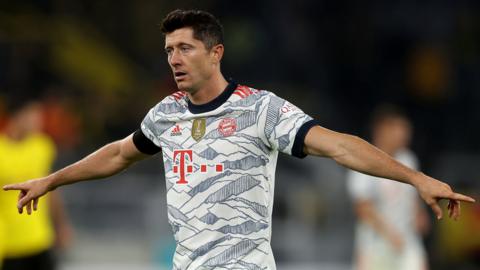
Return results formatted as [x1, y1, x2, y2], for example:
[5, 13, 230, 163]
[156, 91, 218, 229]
[187, 81, 238, 114]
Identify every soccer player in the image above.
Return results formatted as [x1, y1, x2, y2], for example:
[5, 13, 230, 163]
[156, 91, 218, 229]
[0, 100, 72, 270]
[3, 10, 475, 270]
[347, 106, 429, 270]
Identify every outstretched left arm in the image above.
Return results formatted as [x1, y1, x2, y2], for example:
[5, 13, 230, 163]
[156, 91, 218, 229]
[303, 125, 476, 220]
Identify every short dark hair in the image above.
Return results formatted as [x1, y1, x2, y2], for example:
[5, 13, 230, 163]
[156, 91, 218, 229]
[5, 94, 38, 116]
[370, 104, 409, 128]
[160, 9, 224, 50]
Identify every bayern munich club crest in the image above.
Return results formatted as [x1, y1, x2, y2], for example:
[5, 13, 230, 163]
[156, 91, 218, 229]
[218, 118, 237, 137]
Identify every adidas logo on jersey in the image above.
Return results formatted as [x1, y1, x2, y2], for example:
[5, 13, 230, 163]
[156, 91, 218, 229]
[171, 124, 182, 136]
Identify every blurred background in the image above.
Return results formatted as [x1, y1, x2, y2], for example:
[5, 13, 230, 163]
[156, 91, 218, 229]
[1, 0, 479, 269]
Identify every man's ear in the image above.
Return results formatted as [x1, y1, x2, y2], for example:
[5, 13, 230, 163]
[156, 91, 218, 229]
[210, 44, 224, 64]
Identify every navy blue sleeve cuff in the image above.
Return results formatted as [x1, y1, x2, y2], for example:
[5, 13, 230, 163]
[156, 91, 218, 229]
[291, 119, 320, 158]
[132, 129, 161, 155]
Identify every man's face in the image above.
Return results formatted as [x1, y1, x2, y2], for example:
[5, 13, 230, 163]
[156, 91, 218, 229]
[165, 28, 215, 92]
[13, 102, 43, 135]
[375, 117, 412, 151]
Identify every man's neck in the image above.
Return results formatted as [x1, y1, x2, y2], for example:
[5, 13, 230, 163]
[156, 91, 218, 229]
[187, 75, 229, 105]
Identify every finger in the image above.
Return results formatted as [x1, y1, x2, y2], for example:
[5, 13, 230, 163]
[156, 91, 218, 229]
[18, 191, 26, 214]
[3, 183, 25, 191]
[449, 193, 475, 203]
[447, 199, 460, 220]
[18, 190, 25, 200]
[18, 194, 33, 213]
[33, 198, 39, 211]
[452, 200, 461, 221]
[430, 202, 443, 220]
[449, 200, 454, 218]
[448, 201, 453, 218]
[26, 200, 32, 215]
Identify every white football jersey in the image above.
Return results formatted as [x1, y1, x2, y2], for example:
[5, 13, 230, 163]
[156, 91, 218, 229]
[140, 82, 316, 269]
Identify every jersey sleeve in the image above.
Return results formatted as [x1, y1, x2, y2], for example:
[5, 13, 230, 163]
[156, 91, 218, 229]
[346, 170, 376, 201]
[257, 92, 319, 158]
[134, 106, 162, 155]
[132, 129, 161, 155]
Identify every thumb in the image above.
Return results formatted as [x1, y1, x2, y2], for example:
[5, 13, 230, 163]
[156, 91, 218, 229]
[430, 202, 443, 220]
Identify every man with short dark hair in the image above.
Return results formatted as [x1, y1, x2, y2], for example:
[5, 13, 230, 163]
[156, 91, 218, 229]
[3, 9, 475, 270]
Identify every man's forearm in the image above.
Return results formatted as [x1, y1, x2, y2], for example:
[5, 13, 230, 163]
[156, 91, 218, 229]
[304, 126, 475, 221]
[46, 141, 135, 190]
[334, 134, 422, 186]
[3, 134, 150, 215]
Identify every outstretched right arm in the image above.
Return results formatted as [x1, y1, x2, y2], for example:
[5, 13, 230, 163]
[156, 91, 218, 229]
[3, 133, 153, 214]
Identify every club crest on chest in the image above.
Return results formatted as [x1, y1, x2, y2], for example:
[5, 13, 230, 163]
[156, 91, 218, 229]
[191, 118, 206, 141]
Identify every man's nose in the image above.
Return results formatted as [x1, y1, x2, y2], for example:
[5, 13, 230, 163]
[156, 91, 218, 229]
[169, 49, 182, 66]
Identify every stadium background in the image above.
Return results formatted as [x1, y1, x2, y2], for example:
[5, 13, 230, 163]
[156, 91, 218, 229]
[1, 0, 479, 269]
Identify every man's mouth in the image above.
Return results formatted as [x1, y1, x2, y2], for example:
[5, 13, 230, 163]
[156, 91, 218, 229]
[174, 71, 187, 80]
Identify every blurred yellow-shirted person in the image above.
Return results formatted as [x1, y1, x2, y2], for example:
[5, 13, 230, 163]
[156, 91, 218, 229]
[0, 99, 72, 270]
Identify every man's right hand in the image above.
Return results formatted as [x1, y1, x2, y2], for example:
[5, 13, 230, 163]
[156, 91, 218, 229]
[3, 134, 151, 216]
[3, 177, 53, 215]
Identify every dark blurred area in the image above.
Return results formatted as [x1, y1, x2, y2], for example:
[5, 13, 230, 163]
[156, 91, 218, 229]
[0, 1, 479, 270]
[1, 0, 479, 157]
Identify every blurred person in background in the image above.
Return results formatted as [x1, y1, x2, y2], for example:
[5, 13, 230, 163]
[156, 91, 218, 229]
[2, 10, 475, 270]
[347, 105, 430, 270]
[0, 99, 73, 270]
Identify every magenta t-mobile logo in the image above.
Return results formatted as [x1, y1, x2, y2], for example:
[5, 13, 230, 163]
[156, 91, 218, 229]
[172, 149, 223, 184]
